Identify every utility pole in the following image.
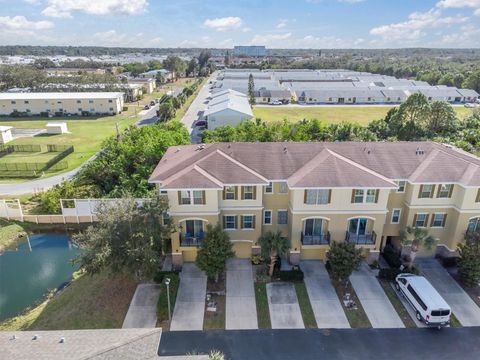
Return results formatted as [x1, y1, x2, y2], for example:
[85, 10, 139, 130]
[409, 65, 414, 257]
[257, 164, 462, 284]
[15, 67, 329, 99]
[165, 278, 171, 321]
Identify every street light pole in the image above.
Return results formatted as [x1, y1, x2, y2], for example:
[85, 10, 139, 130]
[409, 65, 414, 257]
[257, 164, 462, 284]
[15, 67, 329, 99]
[165, 278, 171, 321]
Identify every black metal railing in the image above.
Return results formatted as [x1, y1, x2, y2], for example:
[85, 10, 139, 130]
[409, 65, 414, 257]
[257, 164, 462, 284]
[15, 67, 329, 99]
[301, 231, 330, 245]
[179, 232, 204, 247]
[345, 231, 376, 245]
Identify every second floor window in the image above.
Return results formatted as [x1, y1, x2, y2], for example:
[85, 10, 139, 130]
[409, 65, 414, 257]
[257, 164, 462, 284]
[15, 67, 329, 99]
[419, 184, 434, 198]
[223, 215, 237, 230]
[241, 215, 255, 229]
[242, 186, 256, 200]
[178, 190, 205, 205]
[437, 184, 453, 198]
[431, 213, 447, 227]
[278, 210, 288, 225]
[352, 189, 378, 203]
[391, 208, 401, 224]
[413, 213, 428, 227]
[304, 189, 331, 205]
[263, 210, 272, 225]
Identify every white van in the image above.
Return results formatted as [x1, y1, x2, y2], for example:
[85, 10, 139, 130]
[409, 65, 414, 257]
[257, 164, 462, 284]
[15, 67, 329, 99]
[395, 274, 451, 328]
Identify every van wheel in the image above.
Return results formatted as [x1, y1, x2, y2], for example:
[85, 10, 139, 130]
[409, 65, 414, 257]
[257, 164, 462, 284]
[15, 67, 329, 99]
[416, 311, 422, 321]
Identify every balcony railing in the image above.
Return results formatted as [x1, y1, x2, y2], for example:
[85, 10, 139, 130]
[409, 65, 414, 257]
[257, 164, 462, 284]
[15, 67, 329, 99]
[345, 231, 376, 245]
[301, 231, 330, 245]
[179, 232, 204, 247]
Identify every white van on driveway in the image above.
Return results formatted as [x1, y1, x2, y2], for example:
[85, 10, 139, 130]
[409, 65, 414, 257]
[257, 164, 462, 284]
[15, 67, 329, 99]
[395, 274, 451, 328]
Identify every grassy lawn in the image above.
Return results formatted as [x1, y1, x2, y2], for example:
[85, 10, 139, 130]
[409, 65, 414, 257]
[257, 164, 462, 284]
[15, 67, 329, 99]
[378, 278, 416, 328]
[0, 151, 60, 164]
[156, 273, 179, 331]
[331, 278, 372, 328]
[253, 106, 472, 125]
[450, 313, 462, 327]
[0, 271, 137, 331]
[0, 219, 26, 252]
[294, 282, 317, 328]
[173, 78, 207, 122]
[254, 282, 271, 329]
[0, 113, 138, 181]
[203, 276, 226, 330]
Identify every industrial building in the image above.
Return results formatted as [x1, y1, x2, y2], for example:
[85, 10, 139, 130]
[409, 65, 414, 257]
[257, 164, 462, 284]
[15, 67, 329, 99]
[233, 46, 267, 57]
[0, 92, 125, 117]
[204, 89, 253, 130]
[211, 69, 479, 105]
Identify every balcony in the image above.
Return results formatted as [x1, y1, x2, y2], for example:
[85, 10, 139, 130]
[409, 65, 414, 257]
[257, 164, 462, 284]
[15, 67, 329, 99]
[345, 231, 376, 245]
[301, 231, 330, 245]
[179, 232, 204, 247]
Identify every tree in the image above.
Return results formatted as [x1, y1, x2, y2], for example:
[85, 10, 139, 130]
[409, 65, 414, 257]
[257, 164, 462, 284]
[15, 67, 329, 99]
[258, 230, 290, 276]
[123, 62, 149, 77]
[458, 230, 480, 287]
[399, 226, 435, 268]
[327, 242, 363, 283]
[163, 55, 187, 80]
[224, 51, 230, 67]
[73, 195, 172, 279]
[198, 49, 212, 69]
[388, 93, 431, 140]
[196, 223, 234, 282]
[248, 73, 256, 105]
[158, 100, 176, 121]
[186, 58, 198, 77]
[427, 101, 458, 135]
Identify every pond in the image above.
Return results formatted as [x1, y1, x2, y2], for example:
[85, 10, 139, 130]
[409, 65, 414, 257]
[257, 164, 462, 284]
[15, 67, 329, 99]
[0, 233, 80, 322]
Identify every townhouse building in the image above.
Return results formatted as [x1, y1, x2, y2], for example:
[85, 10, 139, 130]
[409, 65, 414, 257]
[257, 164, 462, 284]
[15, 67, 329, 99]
[149, 142, 480, 267]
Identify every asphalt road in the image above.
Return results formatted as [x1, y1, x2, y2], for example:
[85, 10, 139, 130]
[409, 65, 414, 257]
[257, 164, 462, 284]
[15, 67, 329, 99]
[158, 327, 480, 360]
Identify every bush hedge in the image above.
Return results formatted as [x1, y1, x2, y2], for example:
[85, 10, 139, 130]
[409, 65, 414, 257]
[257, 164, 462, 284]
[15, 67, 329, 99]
[154, 270, 180, 284]
[273, 268, 304, 282]
[382, 244, 402, 269]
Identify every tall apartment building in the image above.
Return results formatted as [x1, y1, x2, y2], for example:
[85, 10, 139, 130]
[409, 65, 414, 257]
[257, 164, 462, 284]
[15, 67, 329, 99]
[233, 46, 267, 57]
[149, 142, 480, 267]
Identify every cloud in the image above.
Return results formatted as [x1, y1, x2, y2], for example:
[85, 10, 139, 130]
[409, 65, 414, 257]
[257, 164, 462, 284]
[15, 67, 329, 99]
[475, 8, 480, 14]
[203, 16, 243, 31]
[251, 32, 292, 45]
[0, 16, 54, 31]
[42, 0, 148, 18]
[277, 19, 288, 28]
[436, 0, 480, 8]
[370, 9, 468, 41]
[440, 24, 480, 46]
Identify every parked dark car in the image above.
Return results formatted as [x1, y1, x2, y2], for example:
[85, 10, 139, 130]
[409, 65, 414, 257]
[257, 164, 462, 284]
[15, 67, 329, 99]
[195, 120, 207, 127]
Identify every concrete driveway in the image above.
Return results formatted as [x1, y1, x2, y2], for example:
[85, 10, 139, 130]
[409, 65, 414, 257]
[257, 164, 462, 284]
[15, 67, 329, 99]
[170, 263, 207, 331]
[416, 257, 480, 326]
[225, 259, 258, 330]
[300, 261, 350, 328]
[267, 282, 304, 329]
[350, 263, 404, 328]
[122, 283, 161, 328]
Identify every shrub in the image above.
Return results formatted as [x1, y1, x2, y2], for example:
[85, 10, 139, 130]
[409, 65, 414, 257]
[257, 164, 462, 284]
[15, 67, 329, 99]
[273, 268, 304, 282]
[156, 273, 180, 322]
[382, 244, 402, 269]
[154, 270, 180, 284]
[251, 255, 265, 265]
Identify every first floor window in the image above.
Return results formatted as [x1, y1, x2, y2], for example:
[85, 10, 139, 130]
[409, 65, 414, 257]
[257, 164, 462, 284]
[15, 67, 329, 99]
[391, 208, 401, 224]
[223, 215, 237, 230]
[468, 218, 480, 233]
[432, 213, 446, 227]
[414, 213, 428, 227]
[263, 210, 272, 225]
[278, 210, 288, 225]
[241, 215, 255, 229]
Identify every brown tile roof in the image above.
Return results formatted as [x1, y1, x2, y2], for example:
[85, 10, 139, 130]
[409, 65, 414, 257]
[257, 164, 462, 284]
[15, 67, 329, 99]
[149, 142, 480, 188]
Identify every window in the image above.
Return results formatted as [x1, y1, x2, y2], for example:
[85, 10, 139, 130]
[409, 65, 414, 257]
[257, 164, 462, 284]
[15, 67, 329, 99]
[279, 182, 288, 194]
[109, 108, 114, 111]
[263, 210, 272, 225]
[162, 213, 170, 226]
[396, 180, 406, 193]
[353, 189, 364, 203]
[57, 101, 62, 104]
[223, 215, 237, 230]
[304, 218, 324, 237]
[224, 186, 236, 200]
[304, 189, 331, 205]
[407, 284, 427, 311]
[242, 186, 255, 200]
[419, 184, 434, 198]
[24, 100, 29, 104]
[414, 213, 428, 228]
[11, 101, 16, 104]
[468, 218, 480, 233]
[241, 215, 255, 229]
[431, 213, 446, 227]
[178, 190, 205, 205]
[265, 182, 273, 194]
[89, 100, 94, 104]
[391, 208, 402, 224]
[278, 210, 288, 225]
[366, 189, 376, 203]
[78, 108, 82, 112]
[437, 184, 453, 198]
[160, 190, 167, 194]
[108, 99, 113, 103]
[77, 100, 82, 104]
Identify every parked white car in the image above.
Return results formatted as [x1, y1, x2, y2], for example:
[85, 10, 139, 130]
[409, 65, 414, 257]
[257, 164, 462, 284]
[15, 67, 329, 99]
[269, 100, 283, 105]
[395, 274, 451, 328]
[464, 103, 479, 108]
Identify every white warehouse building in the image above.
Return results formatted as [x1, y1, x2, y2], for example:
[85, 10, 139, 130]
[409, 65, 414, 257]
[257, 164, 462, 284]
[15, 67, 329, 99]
[205, 90, 253, 130]
[0, 92, 125, 117]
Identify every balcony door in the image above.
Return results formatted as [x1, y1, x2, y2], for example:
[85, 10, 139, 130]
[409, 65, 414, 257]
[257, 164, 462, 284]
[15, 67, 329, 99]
[185, 220, 203, 238]
[304, 218, 323, 237]
[468, 217, 480, 233]
[349, 218, 367, 236]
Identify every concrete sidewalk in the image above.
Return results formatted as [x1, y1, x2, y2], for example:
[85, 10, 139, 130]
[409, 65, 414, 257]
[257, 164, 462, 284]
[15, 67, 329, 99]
[170, 263, 207, 331]
[226, 259, 258, 330]
[122, 283, 161, 328]
[350, 263, 404, 328]
[301, 261, 350, 328]
[267, 282, 304, 329]
[416, 257, 480, 327]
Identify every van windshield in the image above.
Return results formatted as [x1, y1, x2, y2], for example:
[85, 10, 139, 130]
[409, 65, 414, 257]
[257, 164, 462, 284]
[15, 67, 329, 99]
[431, 310, 450, 316]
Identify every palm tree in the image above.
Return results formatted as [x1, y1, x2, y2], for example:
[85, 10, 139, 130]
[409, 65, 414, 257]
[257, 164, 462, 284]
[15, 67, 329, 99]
[258, 230, 290, 276]
[399, 226, 435, 268]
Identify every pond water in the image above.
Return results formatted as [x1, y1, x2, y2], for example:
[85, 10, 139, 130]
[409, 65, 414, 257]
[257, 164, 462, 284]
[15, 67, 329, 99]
[0, 233, 80, 321]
